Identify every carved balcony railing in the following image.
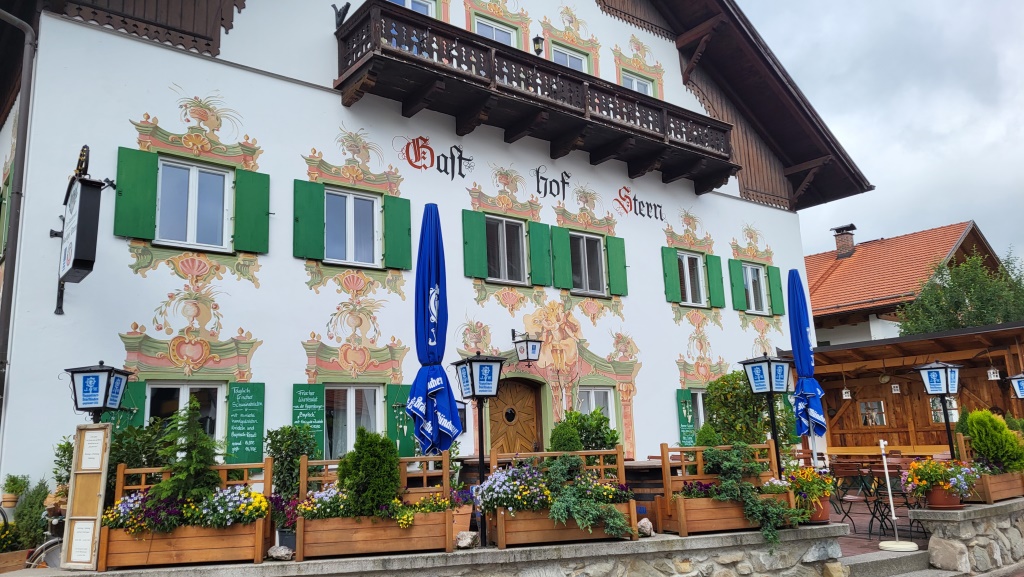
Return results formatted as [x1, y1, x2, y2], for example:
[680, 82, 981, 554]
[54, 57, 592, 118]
[334, 0, 739, 191]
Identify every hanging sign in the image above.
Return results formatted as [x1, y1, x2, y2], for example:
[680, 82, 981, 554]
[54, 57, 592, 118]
[59, 146, 102, 283]
[677, 389, 696, 446]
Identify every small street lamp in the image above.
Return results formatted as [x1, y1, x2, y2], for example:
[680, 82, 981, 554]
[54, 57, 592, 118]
[66, 361, 132, 423]
[739, 353, 792, 474]
[511, 329, 542, 367]
[532, 34, 544, 56]
[1008, 373, 1024, 401]
[452, 351, 509, 547]
[915, 361, 961, 458]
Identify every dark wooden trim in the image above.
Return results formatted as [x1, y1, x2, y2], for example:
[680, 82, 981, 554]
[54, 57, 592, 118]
[504, 111, 548, 144]
[784, 155, 832, 176]
[792, 165, 822, 200]
[340, 61, 384, 107]
[402, 79, 445, 118]
[694, 167, 738, 194]
[675, 14, 726, 49]
[456, 95, 498, 136]
[550, 124, 591, 160]
[661, 158, 707, 184]
[589, 137, 635, 166]
[682, 32, 714, 85]
[627, 148, 669, 180]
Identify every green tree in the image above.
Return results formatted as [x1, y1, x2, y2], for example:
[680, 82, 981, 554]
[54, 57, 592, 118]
[898, 252, 1024, 335]
[705, 371, 795, 446]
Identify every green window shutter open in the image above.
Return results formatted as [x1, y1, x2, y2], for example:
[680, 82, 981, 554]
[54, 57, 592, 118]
[114, 147, 158, 239]
[462, 209, 487, 278]
[383, 195, 411, 270]
[728, 259, 747, 311]
[551, 226, 572, 290]
[293, 180, 325, 260]
[661, 247, 681, 303]
[705, 254, 726, 308]
[528, 221, 552, 286]
[606, 236, 627, 296]
[233, 170, 270, 254]
[106, 380, 147, 431]
[767, 265, 785, 315]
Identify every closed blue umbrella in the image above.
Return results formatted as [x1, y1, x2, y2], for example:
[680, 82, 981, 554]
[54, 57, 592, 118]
[407, 204, 463, 454]
[788, 269, 827, 443]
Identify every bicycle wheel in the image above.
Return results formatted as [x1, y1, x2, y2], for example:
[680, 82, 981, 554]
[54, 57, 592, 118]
[0, 508, 8, 534]
[25, 538, 61, 569]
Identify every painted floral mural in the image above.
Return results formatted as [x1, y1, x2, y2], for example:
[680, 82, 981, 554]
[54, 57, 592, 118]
[612, 34, 665, 100]
[541, 5, 601, 74]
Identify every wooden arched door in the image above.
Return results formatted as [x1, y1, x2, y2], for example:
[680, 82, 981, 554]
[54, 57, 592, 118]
[489, 379, 542, 454]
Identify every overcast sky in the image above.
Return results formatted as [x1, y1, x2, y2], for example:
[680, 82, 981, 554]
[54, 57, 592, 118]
[735, 1, 1024, 260]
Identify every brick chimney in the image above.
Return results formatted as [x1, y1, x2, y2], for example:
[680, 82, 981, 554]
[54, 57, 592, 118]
[831, 224, 857, 258]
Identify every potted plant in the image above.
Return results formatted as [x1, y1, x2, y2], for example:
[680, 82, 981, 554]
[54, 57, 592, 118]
[788, 467, 833, 523]
[50, 436, 73, 510]
[1, 475, 28, 509]
[957, 410, 1024, 503]
[265, 424, 320, 548]
[450, 486, 474, 534]
[901, 459, 980, 510]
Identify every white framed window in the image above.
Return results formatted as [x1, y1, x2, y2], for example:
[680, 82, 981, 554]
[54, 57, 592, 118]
[156, 158, 232, 251]
[486, 215, 526, 283]
[859, 400, 887, 427]
[570, 232, 605, 295]
[387, 0, 435, 16]
[621, 72, 653, 96]
[577, 387, 616, 429]
[930, 396, 960, 424]
[678, 251, 706, 307]
[475, 17, 516, 47]
[145, 382, 227, 440]
[742, 262, 769, 315]
[325, 385, 384, 459]
[324, 189, 381, 267]
[552, 44, 587, 72]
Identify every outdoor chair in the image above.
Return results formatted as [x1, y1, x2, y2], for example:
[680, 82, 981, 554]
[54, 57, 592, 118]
[830, 462, 875, 533]
[867, 464, 925, 540]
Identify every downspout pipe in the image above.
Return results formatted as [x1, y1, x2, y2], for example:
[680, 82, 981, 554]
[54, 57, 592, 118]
[0, 7, 38, 439]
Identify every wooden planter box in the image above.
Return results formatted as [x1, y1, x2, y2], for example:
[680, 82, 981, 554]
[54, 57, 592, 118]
[490, 500, 638, 549]
[657, 493, 792, 536]
[97, 520, 267, 571]
[0, 549, 30, 573]
[295, 510, 453, 560]
[966, 472, 1024, 504]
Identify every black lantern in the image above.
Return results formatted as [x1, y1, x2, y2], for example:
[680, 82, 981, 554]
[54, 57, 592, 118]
[532, 34, 544, 56]
[511, 329, 542, 367]
[739, 354, 792, 474]
[66, 361, 133, 423]
[451, 351, 510, 548]
[916, 361, 962, 458]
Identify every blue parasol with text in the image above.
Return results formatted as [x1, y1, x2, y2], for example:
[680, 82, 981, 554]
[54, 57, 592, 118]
[788, 269, 827, 454]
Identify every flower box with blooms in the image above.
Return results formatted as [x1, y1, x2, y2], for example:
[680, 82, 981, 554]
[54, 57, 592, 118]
[788, 468, 834, 522]
[294, 450, 457, 561]
[956, 432, 1024, 504]
[484, 446, 638, 550]
[901, 459, 980, 509]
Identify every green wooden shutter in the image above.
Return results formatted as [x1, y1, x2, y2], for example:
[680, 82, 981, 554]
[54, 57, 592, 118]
[292, 384, 326, 458]
[233, 170, 270, 254]
[386, 385, 416, 457]
[113, 381, 147, 430]
[661, 247, 681, 303]
[293, 180, 325, 260]
[226, 382, 265, 464]
[383, 195, 412, 270]
[606, 236, 627, 296]
[728, 259, 747, 311]
[551, 226, 572, 289]
[528, 221, 552, 286]
[462, 209, 487, 278]
[114, 147, 158, 239]
[705, 254, 726, 309]
[767, 265, 785, 315]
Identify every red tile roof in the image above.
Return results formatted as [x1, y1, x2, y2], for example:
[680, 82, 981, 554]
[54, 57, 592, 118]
[805, 222, 972, 317]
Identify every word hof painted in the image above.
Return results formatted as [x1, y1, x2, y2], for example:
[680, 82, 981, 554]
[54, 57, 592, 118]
[396, 135, 475, 181]
[531, 165, 572, 200]
[614, 186, 665, 221]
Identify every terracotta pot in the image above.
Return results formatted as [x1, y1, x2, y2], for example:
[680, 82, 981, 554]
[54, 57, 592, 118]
[926, 487, 964, 510]
[808, 499, 831, 523]
[1, 494, 17, 508]
[453, 505, 472, 534]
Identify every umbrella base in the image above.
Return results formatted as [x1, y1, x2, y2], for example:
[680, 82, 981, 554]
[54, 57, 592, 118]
[879, 540, 919, 552]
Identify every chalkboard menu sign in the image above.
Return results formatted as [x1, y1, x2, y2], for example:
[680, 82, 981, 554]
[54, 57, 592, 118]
[677, 389, 695, 447]
[293, 384, 325, 457]
[226, 383, 265, 464]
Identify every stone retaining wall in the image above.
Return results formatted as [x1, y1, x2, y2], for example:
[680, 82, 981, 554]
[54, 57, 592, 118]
[910, 498, 1024, 574]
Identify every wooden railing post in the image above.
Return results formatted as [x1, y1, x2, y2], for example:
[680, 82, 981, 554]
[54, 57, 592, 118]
[442, 450, 451, 496]
[298, 454, 309, 496]
[114, 463, 127, 500]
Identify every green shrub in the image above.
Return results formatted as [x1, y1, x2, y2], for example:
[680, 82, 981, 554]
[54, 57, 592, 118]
[562, 410, 619, 450]
[2, 475, 28, 496]
[52, 437, 73, 495]
[963, 410, 1024, 472]
[14, 480, 50, 549]
[694, 422, 724, 447]
[265, 425, 321, 500]
[705, 371, 794, 446]
[344, 428, 400, 518]
[149, 396, 222, 502]
[549, 420, 583, 452]
[105, 417, 169, 507]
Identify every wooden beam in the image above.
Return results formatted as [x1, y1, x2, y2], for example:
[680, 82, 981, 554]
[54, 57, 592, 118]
[977, 334, 995, 347]
[662, 158, 707, 184]
[627, 149, 669, 179]
[504, 110, 548, 144]
[675, 14, 726, 49]
[550, 124, 591, 159]
[402, 79, 445, 118]
[589, 137, 635, 165]
[816, 347, 1008, 375]
[456, 95, 498, 136]
[340, 61, 384, 107]
[792, 165, 821, 200]
[683, 33, 713, 85]
[694, 167, 738, 194]
[784, 155, 832, 176]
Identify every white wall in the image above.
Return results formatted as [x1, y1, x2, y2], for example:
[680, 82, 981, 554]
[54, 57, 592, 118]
[816, 315, 902, 346]
[869, 315, 901, 340]
[0, 11, 809, 481]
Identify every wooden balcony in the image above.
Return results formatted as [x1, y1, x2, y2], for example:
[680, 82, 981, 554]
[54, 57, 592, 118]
[334, 0, 739, 192]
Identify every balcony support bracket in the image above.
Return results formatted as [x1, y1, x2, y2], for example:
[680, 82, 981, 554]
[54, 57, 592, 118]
[403, 78, 446, 118]
[695, 167, 739, 195]
[505, 110, 548, 144]
[551, 124, 591, 160]
[662, 158, 707, 184]
[628, 148, 669, 180]
[341, 61, 384, 108]
[456, 95, 498, 136]
[590, 137, 635, 166]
